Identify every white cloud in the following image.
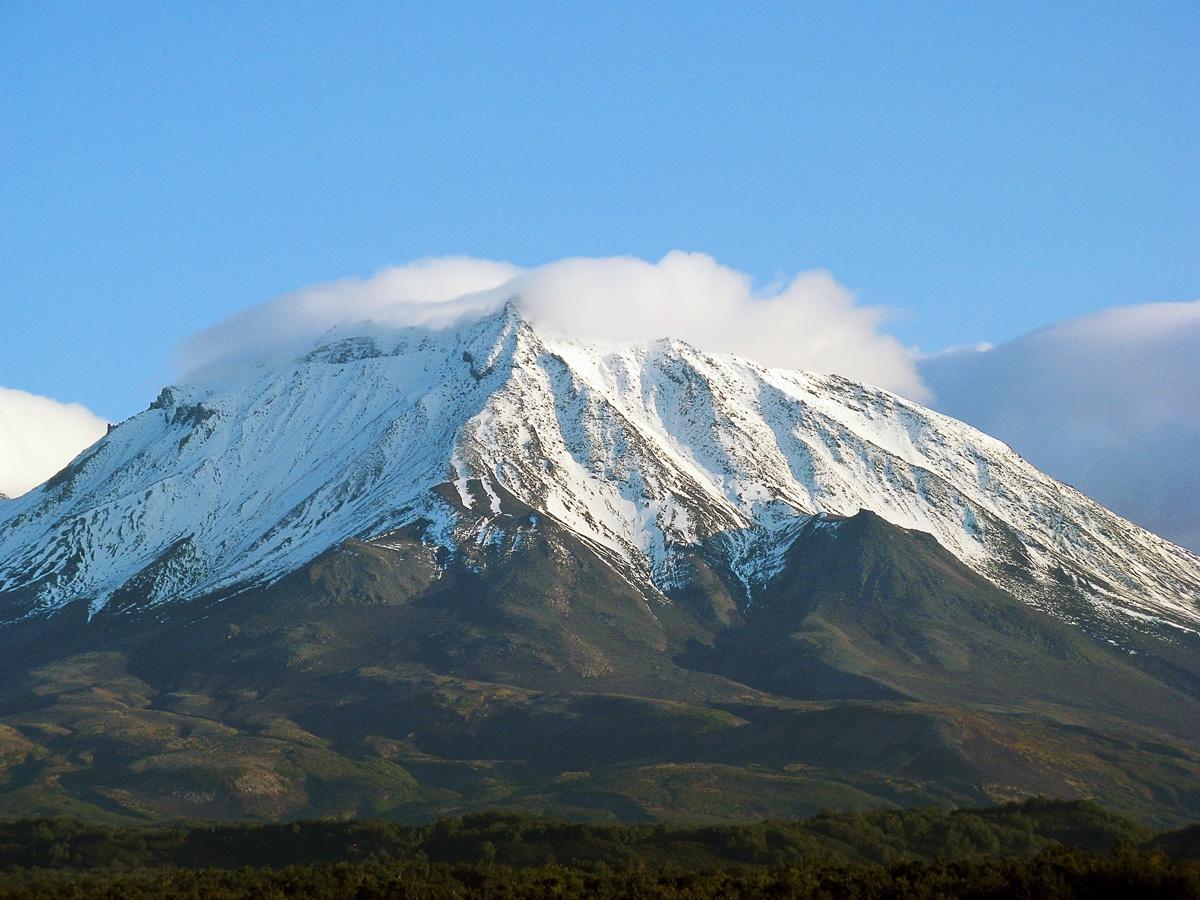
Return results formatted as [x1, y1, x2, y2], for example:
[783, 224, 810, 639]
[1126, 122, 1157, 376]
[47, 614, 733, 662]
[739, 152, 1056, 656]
[177, 252, 926, 399]
[179, 256, 523, 375]
[920, 300, 1200, 552]
[513, 253, 926, 399]
[0, 388, 108, 498]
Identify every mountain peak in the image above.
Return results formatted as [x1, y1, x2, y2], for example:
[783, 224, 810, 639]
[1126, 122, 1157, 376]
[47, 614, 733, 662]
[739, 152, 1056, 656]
[1, 311, 1197, 635]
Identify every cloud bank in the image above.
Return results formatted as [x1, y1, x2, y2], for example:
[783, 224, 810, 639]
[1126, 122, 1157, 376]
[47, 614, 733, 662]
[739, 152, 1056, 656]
[0, 388, 108, 498]
[920, 300, 1200, 552]
[179, 252, 926, 399]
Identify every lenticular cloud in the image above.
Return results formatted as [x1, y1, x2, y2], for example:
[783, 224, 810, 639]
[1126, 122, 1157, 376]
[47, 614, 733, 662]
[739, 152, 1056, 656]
[177, 252, 926, 399]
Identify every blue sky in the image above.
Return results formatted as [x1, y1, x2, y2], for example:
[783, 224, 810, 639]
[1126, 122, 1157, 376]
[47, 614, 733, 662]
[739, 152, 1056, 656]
[2, 1, 1198, 419]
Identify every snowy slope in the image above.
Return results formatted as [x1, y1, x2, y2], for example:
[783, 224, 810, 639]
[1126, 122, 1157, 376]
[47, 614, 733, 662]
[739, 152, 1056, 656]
[1, 303, 1198, 633]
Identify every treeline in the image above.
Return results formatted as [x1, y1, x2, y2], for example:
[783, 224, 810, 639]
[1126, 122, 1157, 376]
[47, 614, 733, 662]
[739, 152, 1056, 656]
[0, 798, 1196, 875]
[0, 799, 1197, 898]
[2, 848, 1199, 899]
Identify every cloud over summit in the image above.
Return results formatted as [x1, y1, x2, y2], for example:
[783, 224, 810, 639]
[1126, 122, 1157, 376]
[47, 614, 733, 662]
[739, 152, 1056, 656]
[178, 253, 926, 399]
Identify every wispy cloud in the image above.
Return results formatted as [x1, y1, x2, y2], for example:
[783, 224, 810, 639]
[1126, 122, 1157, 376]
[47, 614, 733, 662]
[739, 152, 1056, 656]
[920, 300, 1200, 552]
[177, 252, 926, 399]
[178, 257, 523, 375]
[0, 388, 108, 497]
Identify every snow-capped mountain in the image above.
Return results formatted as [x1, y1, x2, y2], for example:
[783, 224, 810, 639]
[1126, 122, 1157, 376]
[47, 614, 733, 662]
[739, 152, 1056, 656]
[1, 303, 1198, 633]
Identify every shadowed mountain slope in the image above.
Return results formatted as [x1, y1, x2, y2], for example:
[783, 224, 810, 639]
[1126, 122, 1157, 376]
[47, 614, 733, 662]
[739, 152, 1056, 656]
[0, 509, 1196, 826]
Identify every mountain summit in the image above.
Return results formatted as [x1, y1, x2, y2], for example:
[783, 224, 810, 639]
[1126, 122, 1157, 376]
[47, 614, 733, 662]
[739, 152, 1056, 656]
[0, 304, 1198, 824]
[2, 303, 1196, 632]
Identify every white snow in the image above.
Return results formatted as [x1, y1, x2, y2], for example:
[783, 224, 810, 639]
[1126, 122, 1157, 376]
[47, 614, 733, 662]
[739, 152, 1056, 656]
[1, 304, 1198, 634]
